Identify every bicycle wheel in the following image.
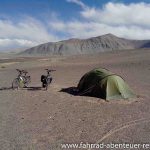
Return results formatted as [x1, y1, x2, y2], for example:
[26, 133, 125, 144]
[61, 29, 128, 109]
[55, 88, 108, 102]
[12, 78, 24, 89]
[18, 78, 25, 88]
[45, 77, 52, 90]
[12, 78, 19, 89]
[25, 76, 31, 87]
[45, 84, 48, 90]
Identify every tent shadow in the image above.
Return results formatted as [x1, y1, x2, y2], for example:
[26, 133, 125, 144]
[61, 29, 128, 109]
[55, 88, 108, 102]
[59, 87, 79, 96]
[59, 86, 107, 100]
[0, 87, 12, 91]
[59, 87, 107, 102]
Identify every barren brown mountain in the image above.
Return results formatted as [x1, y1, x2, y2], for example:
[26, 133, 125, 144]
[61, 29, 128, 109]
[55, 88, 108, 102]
[21, 34, 150, 55]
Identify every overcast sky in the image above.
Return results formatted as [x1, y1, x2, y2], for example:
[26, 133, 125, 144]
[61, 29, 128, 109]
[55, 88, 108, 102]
[0, 0, 150, 51]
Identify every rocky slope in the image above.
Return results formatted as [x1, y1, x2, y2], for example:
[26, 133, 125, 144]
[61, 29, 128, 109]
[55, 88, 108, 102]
[20, 34, 150, 56]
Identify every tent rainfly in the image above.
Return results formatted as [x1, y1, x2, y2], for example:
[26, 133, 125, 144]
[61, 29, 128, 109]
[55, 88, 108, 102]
[77, 68, 136, 100]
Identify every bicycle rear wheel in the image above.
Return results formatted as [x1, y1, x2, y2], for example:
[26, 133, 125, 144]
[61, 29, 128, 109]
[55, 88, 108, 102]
[12, 78, 24, 89]
[12, 78, 19, 89]
[45, 77, 52, 90]
[45, 84, 48, 90]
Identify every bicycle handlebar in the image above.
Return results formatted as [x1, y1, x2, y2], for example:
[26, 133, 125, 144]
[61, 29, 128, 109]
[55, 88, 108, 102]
[16, 69, 28, 74]
[45, 69, 56, 72]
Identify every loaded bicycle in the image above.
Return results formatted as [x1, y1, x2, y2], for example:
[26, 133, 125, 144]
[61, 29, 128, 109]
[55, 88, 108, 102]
[41, 69, 55, 90]
[12, 69, 31, 89]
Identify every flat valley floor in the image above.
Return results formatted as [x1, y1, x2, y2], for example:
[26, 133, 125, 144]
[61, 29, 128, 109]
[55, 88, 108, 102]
[0, 49, 150, 150]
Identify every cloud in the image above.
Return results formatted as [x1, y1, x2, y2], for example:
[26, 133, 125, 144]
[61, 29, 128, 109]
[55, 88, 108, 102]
[49, 20, 150, 40]
[1, 1, 150, 51]
[0, 38, 38, 50]
[66, 0, 88, 9]
[81, 2, 150, 27]
[49, 2, 150, 40]
[0, 16, 59, 51]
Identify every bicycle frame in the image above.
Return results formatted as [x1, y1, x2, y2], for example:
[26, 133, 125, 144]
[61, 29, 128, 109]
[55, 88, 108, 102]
[12, 69, 31, 89]
[41, 69, 55, 90]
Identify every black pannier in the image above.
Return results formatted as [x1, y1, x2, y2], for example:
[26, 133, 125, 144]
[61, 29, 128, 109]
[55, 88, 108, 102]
[41, 75, 46, 82]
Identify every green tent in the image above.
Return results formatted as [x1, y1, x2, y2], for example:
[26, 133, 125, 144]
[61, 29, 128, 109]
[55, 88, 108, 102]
[77, 68, 136, 100]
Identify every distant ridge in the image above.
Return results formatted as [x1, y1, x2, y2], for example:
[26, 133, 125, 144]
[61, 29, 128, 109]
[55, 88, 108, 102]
[20, 34, 150, 56]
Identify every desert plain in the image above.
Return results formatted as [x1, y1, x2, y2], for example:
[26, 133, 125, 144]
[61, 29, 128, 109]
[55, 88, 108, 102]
[0, 48, 150, 150]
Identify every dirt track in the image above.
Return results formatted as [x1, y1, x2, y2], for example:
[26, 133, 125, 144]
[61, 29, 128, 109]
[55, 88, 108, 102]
[0, 49, 150, 150]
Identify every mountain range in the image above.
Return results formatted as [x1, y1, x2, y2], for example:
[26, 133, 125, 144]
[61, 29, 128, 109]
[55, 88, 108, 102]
[20, 34, 150, 56]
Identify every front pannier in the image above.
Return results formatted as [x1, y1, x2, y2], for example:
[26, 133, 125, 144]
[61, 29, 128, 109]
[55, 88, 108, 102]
[41, 75, 46, 82]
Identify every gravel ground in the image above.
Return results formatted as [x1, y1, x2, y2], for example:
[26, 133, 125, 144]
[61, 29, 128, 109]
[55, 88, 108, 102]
[0, 49, 150, 150]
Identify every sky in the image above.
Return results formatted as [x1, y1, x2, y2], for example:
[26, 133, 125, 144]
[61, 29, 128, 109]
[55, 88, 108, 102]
[0, 0, 150, 51]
